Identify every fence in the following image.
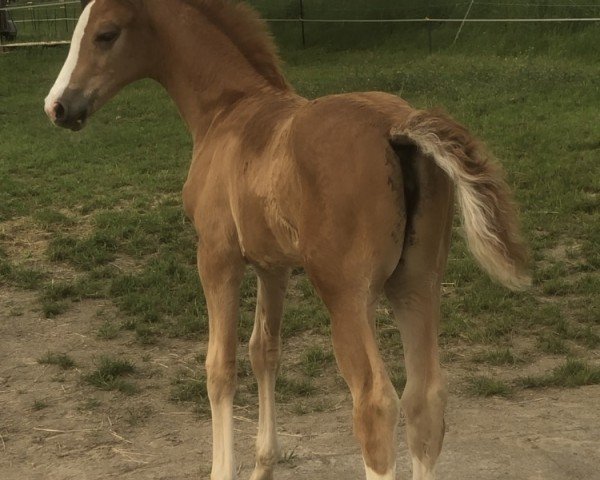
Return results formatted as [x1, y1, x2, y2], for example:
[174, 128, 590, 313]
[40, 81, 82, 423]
[0, 0, 80, 48]
[1, 0, 599, 51]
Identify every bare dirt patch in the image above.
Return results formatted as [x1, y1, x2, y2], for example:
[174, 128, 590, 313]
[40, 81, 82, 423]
[1, 289, 599, 480]
[0, 218, 51, 267]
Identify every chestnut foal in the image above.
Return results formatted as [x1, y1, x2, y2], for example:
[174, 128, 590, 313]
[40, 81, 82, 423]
[45, 1, 530, 479]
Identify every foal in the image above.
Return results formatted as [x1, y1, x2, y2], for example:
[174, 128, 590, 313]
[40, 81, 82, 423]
[44, 1, 530, 479]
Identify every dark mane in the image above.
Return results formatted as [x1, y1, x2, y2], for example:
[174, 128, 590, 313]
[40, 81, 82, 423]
[180, 0, 290, 91]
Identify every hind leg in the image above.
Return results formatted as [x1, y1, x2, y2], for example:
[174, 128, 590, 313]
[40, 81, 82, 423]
[386, 273, 447, 480]
[310, 273, 400, 479]
[385, 164, 454, 480]
[249, 267, 290, 480]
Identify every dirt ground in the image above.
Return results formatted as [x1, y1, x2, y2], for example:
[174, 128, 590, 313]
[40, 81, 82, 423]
[1, 288, 599, 480]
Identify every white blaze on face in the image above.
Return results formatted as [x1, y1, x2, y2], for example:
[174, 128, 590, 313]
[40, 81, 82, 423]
[44, 1, 96, 120]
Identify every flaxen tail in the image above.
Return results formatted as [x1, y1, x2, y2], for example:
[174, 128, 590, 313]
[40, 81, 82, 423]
[391, 109, 531, 290]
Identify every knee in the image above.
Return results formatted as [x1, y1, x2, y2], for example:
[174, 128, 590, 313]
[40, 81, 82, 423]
[401, 379, 447, 420]
[249, 331, 280, 372]
[205, 353, 237, 400]
[385, 274, 440, 309]
[353, 383, 400, 438]
[402, 380, 447, 465]
[352, 384, 400, 473]
[255, 447, 280, 469]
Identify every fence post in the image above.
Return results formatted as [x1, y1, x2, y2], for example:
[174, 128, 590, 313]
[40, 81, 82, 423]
[453, 0, 475, 45]
[0, 0, 6, 52]
[32, 6, 37, 32]
[427, 0, 433, 54]
[299, 0, 306, 48]
[64, 3, 69, 35]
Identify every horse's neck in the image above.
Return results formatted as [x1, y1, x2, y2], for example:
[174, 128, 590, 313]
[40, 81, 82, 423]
[149, 1, 278, 143]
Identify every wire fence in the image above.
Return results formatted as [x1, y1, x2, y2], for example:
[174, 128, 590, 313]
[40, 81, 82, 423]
[0, 0, 80, 48]
[1, 0, 599, 50]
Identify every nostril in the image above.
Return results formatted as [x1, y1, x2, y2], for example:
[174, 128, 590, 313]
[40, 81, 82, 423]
[53, 102, 66, 121]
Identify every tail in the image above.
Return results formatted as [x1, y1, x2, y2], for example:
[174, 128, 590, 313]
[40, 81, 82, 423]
[390, 109, 531, 290]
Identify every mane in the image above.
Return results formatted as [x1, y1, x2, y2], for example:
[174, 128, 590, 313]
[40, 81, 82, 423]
[180, 0, 291, 91]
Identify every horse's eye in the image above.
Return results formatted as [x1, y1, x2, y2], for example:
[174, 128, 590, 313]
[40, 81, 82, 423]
[95, 30, 120, 44]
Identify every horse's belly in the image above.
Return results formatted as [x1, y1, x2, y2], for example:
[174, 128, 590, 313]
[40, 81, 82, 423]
[235, 203, 302, 269]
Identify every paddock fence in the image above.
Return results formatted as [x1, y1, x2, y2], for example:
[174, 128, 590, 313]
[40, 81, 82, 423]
[0, 1, 80, 49]
[1, 0, 599, 51]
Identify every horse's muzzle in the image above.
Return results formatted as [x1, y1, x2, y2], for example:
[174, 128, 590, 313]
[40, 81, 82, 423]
[44, 88, 90, 131]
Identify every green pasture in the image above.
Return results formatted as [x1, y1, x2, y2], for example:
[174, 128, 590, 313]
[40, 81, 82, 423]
[0, 21, 599, 411]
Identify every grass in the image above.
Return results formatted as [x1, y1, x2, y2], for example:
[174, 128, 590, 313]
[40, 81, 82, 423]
[473, 348, 524, 366]
[32, 399, 49, 411]
[97, 320, 120, 340]
[518, 359, 600, 389]
[537, 334, 571, 355]
[41, 300, 68, 318]
[124, 404, 154, 427]
[170, 370, 210, 414]
[33, 208, 75, 229]
[0, 258, 46, 290]
[279, 448, 298, 466]
[38, 352, 76, 370]
[39, 277, 108, 317]
[466, 376, 513, 397]
[276, 376, 316, 400]
[282, 303, 330, 338]
[1, 15, 599, 409]
[82, 356, 138, 395]
[389, 366, 407, 391]
[300, 345, 334, 377]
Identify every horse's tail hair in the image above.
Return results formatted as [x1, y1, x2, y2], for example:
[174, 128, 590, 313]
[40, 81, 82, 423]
[390, 109, 531, 291]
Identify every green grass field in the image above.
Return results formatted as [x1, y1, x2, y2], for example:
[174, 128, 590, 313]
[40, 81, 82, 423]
[0, 16, 599, 410]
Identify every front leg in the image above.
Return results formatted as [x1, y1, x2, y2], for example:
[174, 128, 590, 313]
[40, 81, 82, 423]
[198, 245, 245, 480]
